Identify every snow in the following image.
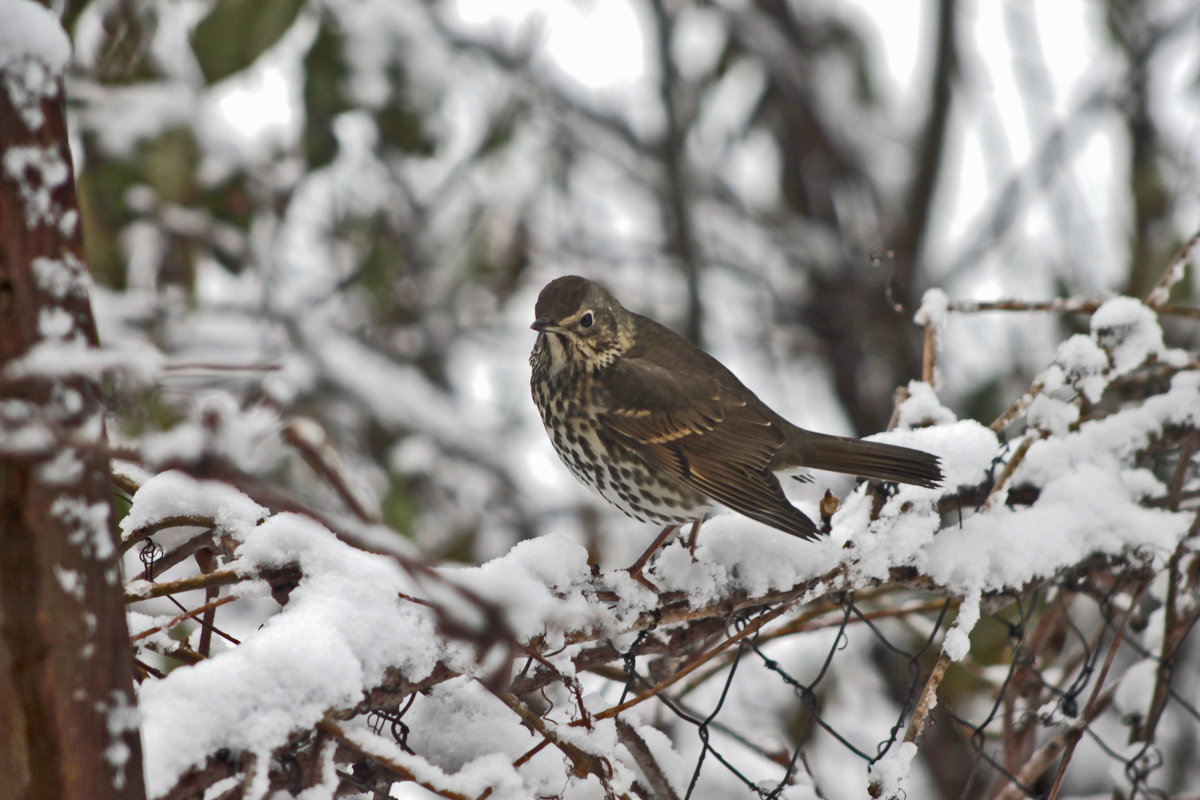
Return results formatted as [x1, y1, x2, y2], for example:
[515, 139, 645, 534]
[1090, 296, 1170, 375]
[893, 380, 959, 428]
[1046, 333, 1110, 402]
[139, 513, 443, 796]
[54, 495, 114, 562]
[943, 590, 979, 661]
[0, 2, 72, 73]
[118, 276, 1200, 793]
[914, 288, 950, 327]
[0, 0, 71, 129]
[633, 724, 690, 795]
[119, 470, 268, 546]
[32, 253, 91, 300]
[1026, 393, 1079, 435]
[36, 447, 84, 485]
[868, 741, 918, 799]
[102, 690, 141, 791]
[5, 336, 163, 384]
[439, 535, 611, 648]
[129, 356, 1197, 793]
[53, 564, 86, 600]
[1113, 658, 1159, 723]
[73, 81, 198, 158]
[2, 144, 74, 233]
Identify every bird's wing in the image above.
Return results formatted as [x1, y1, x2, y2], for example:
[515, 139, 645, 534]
[598, 355, 818, 539]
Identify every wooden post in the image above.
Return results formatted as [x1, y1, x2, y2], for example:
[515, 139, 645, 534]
[0, 4, 146, 797]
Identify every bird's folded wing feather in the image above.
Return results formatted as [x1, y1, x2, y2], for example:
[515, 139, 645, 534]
[599, 356, 817, 537]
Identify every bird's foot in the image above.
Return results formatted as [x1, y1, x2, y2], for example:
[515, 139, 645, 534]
[624, 523, 681, 592]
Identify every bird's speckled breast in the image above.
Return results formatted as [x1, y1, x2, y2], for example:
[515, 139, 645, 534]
[531, 340, 708, 526]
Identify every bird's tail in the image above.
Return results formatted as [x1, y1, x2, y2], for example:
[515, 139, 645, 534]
[776, 429, 943, 488]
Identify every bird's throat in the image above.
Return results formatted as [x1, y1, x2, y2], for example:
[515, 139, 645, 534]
[539, 332, 572, 376]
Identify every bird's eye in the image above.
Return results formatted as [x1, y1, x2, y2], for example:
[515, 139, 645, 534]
[579, 312, 594, 328]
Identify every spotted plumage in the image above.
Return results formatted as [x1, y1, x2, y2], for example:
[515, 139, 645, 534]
[529, 275, 942, 540]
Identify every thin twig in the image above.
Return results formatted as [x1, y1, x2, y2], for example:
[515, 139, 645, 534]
[990, 381, 1045, 433]
[1044, 582, 1148, 800]
[904, 651, 951, 748]
[125, 567, 248, 601]
[131, 594, 237, 642]
[983, 435, 1036, 511]
[921, 321, 937, 384]
[282, 418, 380, 524]
[1144, 228, 1200, 307]
[317, 718, 471, 800]
[119, 514, 217, 554]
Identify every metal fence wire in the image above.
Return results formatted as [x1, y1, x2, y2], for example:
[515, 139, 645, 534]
[601, 565, 1199, 800]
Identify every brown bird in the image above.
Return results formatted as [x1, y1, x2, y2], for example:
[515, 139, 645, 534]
[529, 275, 941, 557]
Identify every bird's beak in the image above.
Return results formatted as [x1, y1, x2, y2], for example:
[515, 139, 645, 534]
[531, 317, 553, 332]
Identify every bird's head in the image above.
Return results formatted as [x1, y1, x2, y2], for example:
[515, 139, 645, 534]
[531, 275, 632, 372]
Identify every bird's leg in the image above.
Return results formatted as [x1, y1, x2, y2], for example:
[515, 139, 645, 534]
[685, 518, 703, 554]
[626, 524, 680, 588]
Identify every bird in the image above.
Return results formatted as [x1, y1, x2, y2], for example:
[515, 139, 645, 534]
[529, 275, 941, 566]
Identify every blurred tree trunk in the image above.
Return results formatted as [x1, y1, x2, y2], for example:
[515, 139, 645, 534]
[1107, 5, 1175, 301]
[0, 38, 147, 800]
[754, 0, 957, 434]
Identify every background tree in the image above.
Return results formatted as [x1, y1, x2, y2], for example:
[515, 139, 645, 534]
[0, 3, 144, 796]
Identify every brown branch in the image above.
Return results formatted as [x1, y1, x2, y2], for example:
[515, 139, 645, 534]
[119, 514, 217, 554]
[131, 595, 237, 642]
[1137, 508, 1200, 742]
[990, 380, 1045, 433]
[616, 718, 680, 800]
[647, 0, 703, 343]
[131, 529, 222, 582]
[316, 718, 471, 800]
[891, 0, 957, 310]
[945, 295, 1200, 321]
[1045, 581, 1146, 799]
[991, 685, 1118, 800]
[125, 567, 249, 601]
[921, 321, 938, 384]
[1144, 227, 1200, 307]
[486, 686, 612, 783]
[901, 625, 955, 746]
[983, 434, 1036, 510]
[282, 418, 380, 524]
[989, 581, 1148, 800]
